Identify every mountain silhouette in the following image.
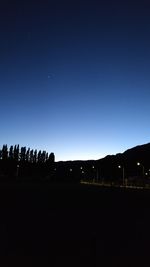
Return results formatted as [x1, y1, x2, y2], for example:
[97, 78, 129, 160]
[97, 142, 150, 183]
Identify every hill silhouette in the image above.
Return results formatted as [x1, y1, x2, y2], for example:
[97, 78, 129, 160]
[97, 142, 150, 184]
[53, 142, 150, 185]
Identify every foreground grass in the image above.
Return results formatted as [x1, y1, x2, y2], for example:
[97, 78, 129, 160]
[0, 182, 150, 266]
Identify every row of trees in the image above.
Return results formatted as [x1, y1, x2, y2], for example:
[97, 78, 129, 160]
[0, 145, 55, 163]
[0, 144, 55, 181]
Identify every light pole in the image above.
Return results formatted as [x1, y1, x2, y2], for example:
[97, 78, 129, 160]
[80, 166, 85, 181]
[16, 164, 19, 178]
[92, 165, 96, 182]
[118, 165, 125, 186]
[137, 162, 145, 178]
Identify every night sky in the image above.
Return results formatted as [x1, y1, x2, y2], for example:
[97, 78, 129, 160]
[0, 0, 150, 161]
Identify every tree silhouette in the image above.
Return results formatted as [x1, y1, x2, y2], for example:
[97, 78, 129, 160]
[14, 145, 19, 161]
[9, 145, 14, 160]
[30, 149, 34, 163]
[20, 147, 26, 162]
[46, 152, 49, 161]
[2, 145, 8, 160]
[41, 151, 46, 163]
[33, 149, 37, 163]
[38, 150, 42, 163]
[49, 153, 55, 163]
[26, 148, 30, 162]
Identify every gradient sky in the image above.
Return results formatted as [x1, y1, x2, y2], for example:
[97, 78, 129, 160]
[0, 0, 150, 161]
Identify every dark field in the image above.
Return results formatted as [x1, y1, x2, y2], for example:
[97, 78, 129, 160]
[0, 183, 150, 266]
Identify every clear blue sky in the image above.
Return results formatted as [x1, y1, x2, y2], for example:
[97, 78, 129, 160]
[0, 0, 150, 161]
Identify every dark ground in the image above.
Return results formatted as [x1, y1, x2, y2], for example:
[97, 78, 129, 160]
[0, 182, 150, 266]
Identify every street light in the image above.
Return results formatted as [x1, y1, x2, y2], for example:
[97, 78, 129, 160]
[137, 162, 145, 178]
[16, 164, 19, 178]
[92, 165, 95, 182]
[118, 165, 125, 186]
[80, 167, 84, 181]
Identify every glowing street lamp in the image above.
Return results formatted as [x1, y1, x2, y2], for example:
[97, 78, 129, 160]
[118, 165, 125, 186]
[80, 167, 84, 181]
[91, 165, 95, 182]
[137, 162, 145, 177]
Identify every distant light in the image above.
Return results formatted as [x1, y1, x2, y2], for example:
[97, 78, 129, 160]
[80, 167, 83, 170]
[82, 170, 84, 174]
[17, 165, 19, 168]
[145, 172, 148, 176]
[92, 166, 95, 169]
[137, 162, 141, 166]
[118, 165, 121, 169]
[70, 168, 72, 172]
